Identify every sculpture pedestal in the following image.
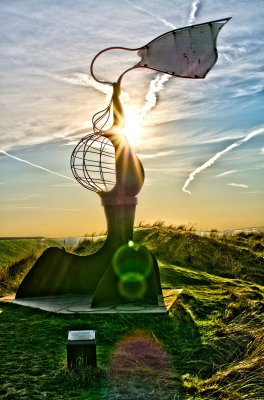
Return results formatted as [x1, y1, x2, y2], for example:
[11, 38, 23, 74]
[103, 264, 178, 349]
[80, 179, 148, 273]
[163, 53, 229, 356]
[2, 289, 183, 314]
[15, 197, 163, 308]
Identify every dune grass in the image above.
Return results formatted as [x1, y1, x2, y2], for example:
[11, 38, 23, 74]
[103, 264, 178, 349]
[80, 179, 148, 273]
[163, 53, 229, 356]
[0, 239, 41, 270]
[0, 238, 61, 296]
[0, 225, 263, 399]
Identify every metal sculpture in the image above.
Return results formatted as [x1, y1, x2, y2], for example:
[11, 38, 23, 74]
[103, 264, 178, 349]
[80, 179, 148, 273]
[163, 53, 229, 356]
[16, 19, 230, 306]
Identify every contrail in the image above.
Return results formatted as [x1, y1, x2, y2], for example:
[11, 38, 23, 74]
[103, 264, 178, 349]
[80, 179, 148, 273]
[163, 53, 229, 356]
[141, 75, 171, 120]
[0, 149, 75, 182]
[122, 0, 176, 30]
[182, 127, 264, 194]
[122, 0, 177, 121]
[217, 170, 237, 177]
[137, 0, 202, 120]
[188, 0, 202, 24]
[228, 183, 248, 188]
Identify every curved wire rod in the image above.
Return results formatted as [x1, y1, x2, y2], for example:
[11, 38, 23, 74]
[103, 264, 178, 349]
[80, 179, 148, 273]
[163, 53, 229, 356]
[90, 45, 142, 86]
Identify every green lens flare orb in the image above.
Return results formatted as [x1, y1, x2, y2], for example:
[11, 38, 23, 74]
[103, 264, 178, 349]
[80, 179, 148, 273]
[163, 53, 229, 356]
[118, 272, 147, 300]
[113, 244, 153, 278]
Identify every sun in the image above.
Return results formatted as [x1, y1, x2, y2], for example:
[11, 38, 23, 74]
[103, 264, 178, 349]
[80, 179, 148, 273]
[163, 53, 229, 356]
[123, 107, 143, 147]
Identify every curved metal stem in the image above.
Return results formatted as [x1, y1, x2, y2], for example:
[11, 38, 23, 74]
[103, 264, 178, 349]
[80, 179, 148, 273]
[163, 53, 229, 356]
[90, 46, 141, 86]
[116, 65, 142, 86]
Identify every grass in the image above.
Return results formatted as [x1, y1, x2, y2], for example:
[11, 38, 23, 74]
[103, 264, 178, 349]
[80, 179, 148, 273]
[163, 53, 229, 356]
[73, 237, 105, 256]
[0, 239, 42, 270]
[0, 224, 263, 399]
[0, 238, 61, 296]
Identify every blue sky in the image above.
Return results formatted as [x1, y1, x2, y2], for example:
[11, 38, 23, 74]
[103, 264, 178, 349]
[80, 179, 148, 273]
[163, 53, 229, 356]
[0, 0, 263, 236]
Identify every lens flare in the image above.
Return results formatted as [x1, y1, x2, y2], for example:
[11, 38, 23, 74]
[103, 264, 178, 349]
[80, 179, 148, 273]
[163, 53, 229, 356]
[113, 244, 153, 278]
[118, 272, 147, 300]
[112, 244, 154, 301]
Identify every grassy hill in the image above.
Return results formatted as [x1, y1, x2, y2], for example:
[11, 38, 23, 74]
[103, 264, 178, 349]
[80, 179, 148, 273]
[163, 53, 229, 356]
[0, 225, 263, 399]
[0, 238, 61, 295]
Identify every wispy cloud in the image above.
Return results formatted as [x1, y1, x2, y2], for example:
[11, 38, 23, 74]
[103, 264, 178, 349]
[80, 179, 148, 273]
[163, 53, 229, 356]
[9, 195, 36, 202]
[0, 181, 5, 185]
[182, 127, 264, 194]
[63, 140, 79, 146]
[2, 205, 79, 211]
[216, 170, 237, 177]
[6, 205, 41, 210]
[231, 83, 264, 98]
[51, 183, 78, 187]
[0, 150, 75, 182]
[138, 149, 176, 160]
[228, 183, 249, 188]
[122, 0, 176, 30]
[43, 71, 112, 96]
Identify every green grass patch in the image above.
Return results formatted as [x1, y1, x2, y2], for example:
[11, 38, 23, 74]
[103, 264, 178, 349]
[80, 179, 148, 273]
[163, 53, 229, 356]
[0, 225, 263, 399]
[73, 237, 105, 256]
[0, 239, 41, 269]
[0, 238, 62, 270]
[0, 238, 62, 296]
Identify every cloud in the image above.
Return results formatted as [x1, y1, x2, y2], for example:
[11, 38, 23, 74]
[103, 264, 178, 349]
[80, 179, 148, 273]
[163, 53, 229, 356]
[260, 147, 264, 155]
[137, 149, 176, 160]
[6, 206, 41, 210]
[121, 0, 177, 124]
[9, 196, 35, 202]
[231, 83, 264, 98]
[228, 183, 249, 188]
[2, 205, 79, 211]
[141, 75, 171, 121]
[44, 72, 112, 95]
[122, 0, 176, 30]
[63, 140, 79, 146]
[188, 0, 202, 24]
[0, 149, 75, 182]
[122, 0, 207, 128]
[216, 170, 237, 177]
[0, 69, 127, 151]
[182, 127, 264, 194]
[137, 0, 204, 123]
[45, 71, 129, 100]
[0, 119, 95, 152]
[51, 183, 78, 187]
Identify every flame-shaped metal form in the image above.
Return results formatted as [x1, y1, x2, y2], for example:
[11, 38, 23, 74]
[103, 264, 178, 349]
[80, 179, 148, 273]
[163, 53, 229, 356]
[71, 82, 144, 199]
[16, 81, 161, 306]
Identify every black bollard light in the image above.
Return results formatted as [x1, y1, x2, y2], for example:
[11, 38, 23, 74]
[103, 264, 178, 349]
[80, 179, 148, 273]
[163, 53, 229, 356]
[67, 330, 96, 368]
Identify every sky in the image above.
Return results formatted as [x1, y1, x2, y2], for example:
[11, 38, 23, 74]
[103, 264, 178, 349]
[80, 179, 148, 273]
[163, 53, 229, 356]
[0, 0, 263, 237]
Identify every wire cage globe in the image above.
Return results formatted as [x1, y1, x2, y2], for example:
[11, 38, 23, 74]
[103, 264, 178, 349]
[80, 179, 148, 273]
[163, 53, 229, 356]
[70, 132, 116, 193]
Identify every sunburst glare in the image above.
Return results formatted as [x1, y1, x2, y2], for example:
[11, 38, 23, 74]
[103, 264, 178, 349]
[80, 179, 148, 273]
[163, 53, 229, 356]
[123, 107, 144, 147]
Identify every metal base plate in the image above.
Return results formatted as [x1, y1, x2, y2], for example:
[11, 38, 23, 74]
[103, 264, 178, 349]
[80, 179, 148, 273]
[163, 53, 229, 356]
[1, 289, 182, 314]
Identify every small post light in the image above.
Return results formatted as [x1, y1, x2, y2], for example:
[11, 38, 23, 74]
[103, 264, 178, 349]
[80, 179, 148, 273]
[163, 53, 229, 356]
[67, 330, 96, 368]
